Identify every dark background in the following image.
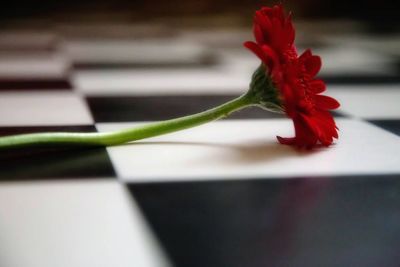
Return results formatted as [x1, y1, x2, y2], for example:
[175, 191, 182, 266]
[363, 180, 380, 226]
[1, 0, 398, 32]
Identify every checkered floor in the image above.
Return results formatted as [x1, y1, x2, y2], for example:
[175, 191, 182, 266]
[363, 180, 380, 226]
[1, 26, 400, 267]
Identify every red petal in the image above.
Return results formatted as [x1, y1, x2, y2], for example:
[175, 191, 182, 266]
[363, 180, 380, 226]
[300, 113, 320, 138]
[293, 116, 318, 148]
[271, 17, 284, 49]
[260, 6, 273, 16]
[299, 49, 312, 60]
[243, 42, 270, 65]
[309, 80, 326, 94]
[261, 45, 280, 73]
[311, 111, 338, 146]
[255, 11, 272, 41]
[253, 24, 265, 44]
[281, 84, 296, 115]
[277, 136, 296, 145]
[284, 14, 295, 45]
[315, 95, 340, 110]
[304, 55, 321, 77]
[298, 50, 321, 77]
[273, 5, 284, 21]
[314, 110, 339, 139]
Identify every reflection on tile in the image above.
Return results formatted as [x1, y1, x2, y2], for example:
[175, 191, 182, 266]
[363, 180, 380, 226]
[0, 126, 115, 179]
[129, 174, 400, 267]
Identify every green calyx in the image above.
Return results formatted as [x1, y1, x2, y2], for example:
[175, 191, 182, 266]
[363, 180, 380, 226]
[247, 64, 284, 113]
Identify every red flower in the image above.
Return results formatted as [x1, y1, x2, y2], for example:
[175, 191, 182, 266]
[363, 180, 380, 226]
[244, 5, 340, 148]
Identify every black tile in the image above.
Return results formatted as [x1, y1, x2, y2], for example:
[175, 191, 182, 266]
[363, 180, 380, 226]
[0, 125, 115, 180]
[73, 57, 217, 70]
[323, 75, 400, 85]
[0, 78, 72, 90]
[368, 119, 400, 136]
[87, 95, 285, 122]
[128, 175, 400, 267]
[331, 110, 347, 118]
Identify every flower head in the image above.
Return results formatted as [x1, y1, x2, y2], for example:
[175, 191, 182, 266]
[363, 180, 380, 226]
[245, 5, 340, 149]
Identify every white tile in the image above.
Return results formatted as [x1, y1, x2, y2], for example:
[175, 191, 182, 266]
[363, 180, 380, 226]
[0, 32, 58, 51]
[180, 29, 251, 48]
[315, 45, 394, 76]
[329, 85, 400, 119]
[0, 91, 93, 126]
[0, 53, 69, 79]
[0, 180, 170, 267]
[65, 39, 209, 65]
[72, 68, 251, 95]
[321, 33, 400, 58]
[97, 118, 400, 182]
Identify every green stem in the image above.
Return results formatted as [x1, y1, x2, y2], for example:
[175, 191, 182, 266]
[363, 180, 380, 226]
[0, 93, 255, 149]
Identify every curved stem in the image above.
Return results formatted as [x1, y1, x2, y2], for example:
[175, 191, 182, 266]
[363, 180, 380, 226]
[0, 93, 255, 149]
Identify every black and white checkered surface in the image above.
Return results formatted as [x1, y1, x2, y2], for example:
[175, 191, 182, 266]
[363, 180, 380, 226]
[1, 27, 400, 267]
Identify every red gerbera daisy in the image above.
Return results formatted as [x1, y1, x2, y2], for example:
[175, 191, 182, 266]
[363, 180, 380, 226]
[244, 4, 340, 148]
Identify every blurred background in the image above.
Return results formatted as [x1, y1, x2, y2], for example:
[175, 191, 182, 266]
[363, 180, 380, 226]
[0, 0, 399, 90]
[1, 0, 399, 30]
